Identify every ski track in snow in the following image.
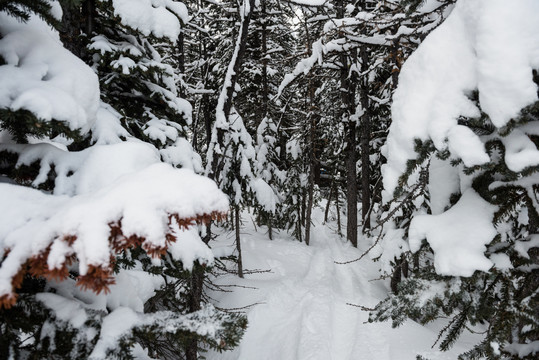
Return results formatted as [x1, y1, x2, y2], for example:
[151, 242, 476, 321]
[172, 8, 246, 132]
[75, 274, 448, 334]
[207, 209, 481, 360]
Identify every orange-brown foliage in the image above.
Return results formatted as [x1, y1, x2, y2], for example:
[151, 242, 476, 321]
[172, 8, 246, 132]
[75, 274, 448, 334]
[0, 210, 227, 309]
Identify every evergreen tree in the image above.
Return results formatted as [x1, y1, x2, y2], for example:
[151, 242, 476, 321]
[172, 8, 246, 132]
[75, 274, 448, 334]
[0, 3, 246, 359]
[371, 1, 539, 358]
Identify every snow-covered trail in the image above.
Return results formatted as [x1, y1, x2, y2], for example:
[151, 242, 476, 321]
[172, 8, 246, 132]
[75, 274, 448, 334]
[207, 211, 481, 360]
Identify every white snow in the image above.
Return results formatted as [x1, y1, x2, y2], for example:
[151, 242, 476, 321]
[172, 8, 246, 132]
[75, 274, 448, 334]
[409, 189, 498, 277]
[0, 141, 229, 298]
[0, 11, 99, 132]
[383, 0, 539, 198]
[251, 178, 277, 213]
[428, 157, 460, 215]
[112, 0, 189, 42]
[205, 207, 483, 360]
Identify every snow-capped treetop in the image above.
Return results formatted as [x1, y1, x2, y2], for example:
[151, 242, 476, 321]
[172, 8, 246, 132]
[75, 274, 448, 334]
[382, 0, 539, 199]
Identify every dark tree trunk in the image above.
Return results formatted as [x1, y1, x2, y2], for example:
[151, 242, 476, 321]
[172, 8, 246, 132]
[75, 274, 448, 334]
[304, 151, 315, 246]
[235, 206, 244, 278]
[345, 121, 358, 247]
[261, 0, 269, 121]
[81, 0, 95, 40]
[337, 0, 359, 247]
[304, 70, 318, 246]
[186, 263, 204, 360]
[336, 187, 342, 236]
[360, 46, 371, 231]
[324, 181, 334, 223]
[60, 3, 82, 57]
[268, 217, 273, 240]
[390, 259, 402, 294]
[221, 0, 256, 121]
[301, 189, 306, 227]
[341, 50, 358, 248]
[177, 30, 186, 98]
[203, 94, 212, 148]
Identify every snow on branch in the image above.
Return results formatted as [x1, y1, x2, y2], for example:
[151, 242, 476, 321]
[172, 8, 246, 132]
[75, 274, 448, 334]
[111, 0, 190, 42]
[0, 143, 229, 309]
[0, 12, 99, 132]
[382, 0, 539, 197]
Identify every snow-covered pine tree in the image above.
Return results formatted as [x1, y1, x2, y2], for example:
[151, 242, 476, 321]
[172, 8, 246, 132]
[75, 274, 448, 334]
[0, 3, 246, 358]
[88, 0, 203, 170]
[238, 0, 295, 239]
[370, 1, 539, 358]
[254, 116, 284, 240]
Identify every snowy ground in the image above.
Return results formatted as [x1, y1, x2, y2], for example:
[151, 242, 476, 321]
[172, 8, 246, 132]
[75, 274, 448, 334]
[206, 205, 482, 360]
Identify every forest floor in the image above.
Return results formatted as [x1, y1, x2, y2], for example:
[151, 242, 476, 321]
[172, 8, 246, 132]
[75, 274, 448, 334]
[206, 204, 482, 360]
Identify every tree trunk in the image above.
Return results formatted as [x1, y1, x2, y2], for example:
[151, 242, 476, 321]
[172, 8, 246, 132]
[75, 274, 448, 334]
[177, 30, 186, 98]
[221, 0, 256, 121]
[337, 0, 359, 246]
[345, 122, 358, 247]
[336, 188, 342, 236]
[390, 259, 402, 294]
[60, 3, 82, 57]
[186, 264, 204, 360]
[360, 46, 371, 231]
[235, 206, 244, 278]
[82, 0, 95, 40]
[261, 0, 269, 121]
[324, 181, 334, 223]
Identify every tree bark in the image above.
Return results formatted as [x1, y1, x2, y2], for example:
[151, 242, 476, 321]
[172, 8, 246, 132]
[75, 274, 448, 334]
[81, 0, 95, 40]
[324, 181, 334, 223]
[221, 0, 256, 121]
[60, 3, 82, 57]
[177, 30, 186, 98]
[235, 206, 244, 278]
[360, 46, 371, 231]
[186, 263, 204, 360]
[336, 187, 342, 236]
[345, 121, 358, 247]
[261, 0, 269, 121]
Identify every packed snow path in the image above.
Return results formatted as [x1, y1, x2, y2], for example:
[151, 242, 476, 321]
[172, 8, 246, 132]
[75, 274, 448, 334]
[208, 211, 481, 360]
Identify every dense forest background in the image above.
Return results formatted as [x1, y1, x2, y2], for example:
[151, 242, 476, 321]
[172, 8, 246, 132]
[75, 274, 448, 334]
[0, 0, 537, 359]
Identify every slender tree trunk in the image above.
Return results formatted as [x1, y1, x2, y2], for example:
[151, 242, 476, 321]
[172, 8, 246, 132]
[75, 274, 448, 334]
[390, 259, 402, 294]
[235, 206, 243, 278]
[324, 181, 334, 223]
[297, 210, 303, 243]
[336, 188, 342, 236]
[186, 263, 204, 360]
[304, 67, 318, 246]
[345, 121, 358, 247]
[203, 94, 212, 148]
[60, 4, 82, 57]
[304, 159, 315, 246]
[221, 0, 256, 120]
[336, 0, 359, 247]
[82, 0, 95, 40]
[341, 50, 358, 247]
[177, 30, 186, 98]
[360, 46, 371, 231]
[301, 189, 306, 227]
[261, 0, 269, 121]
